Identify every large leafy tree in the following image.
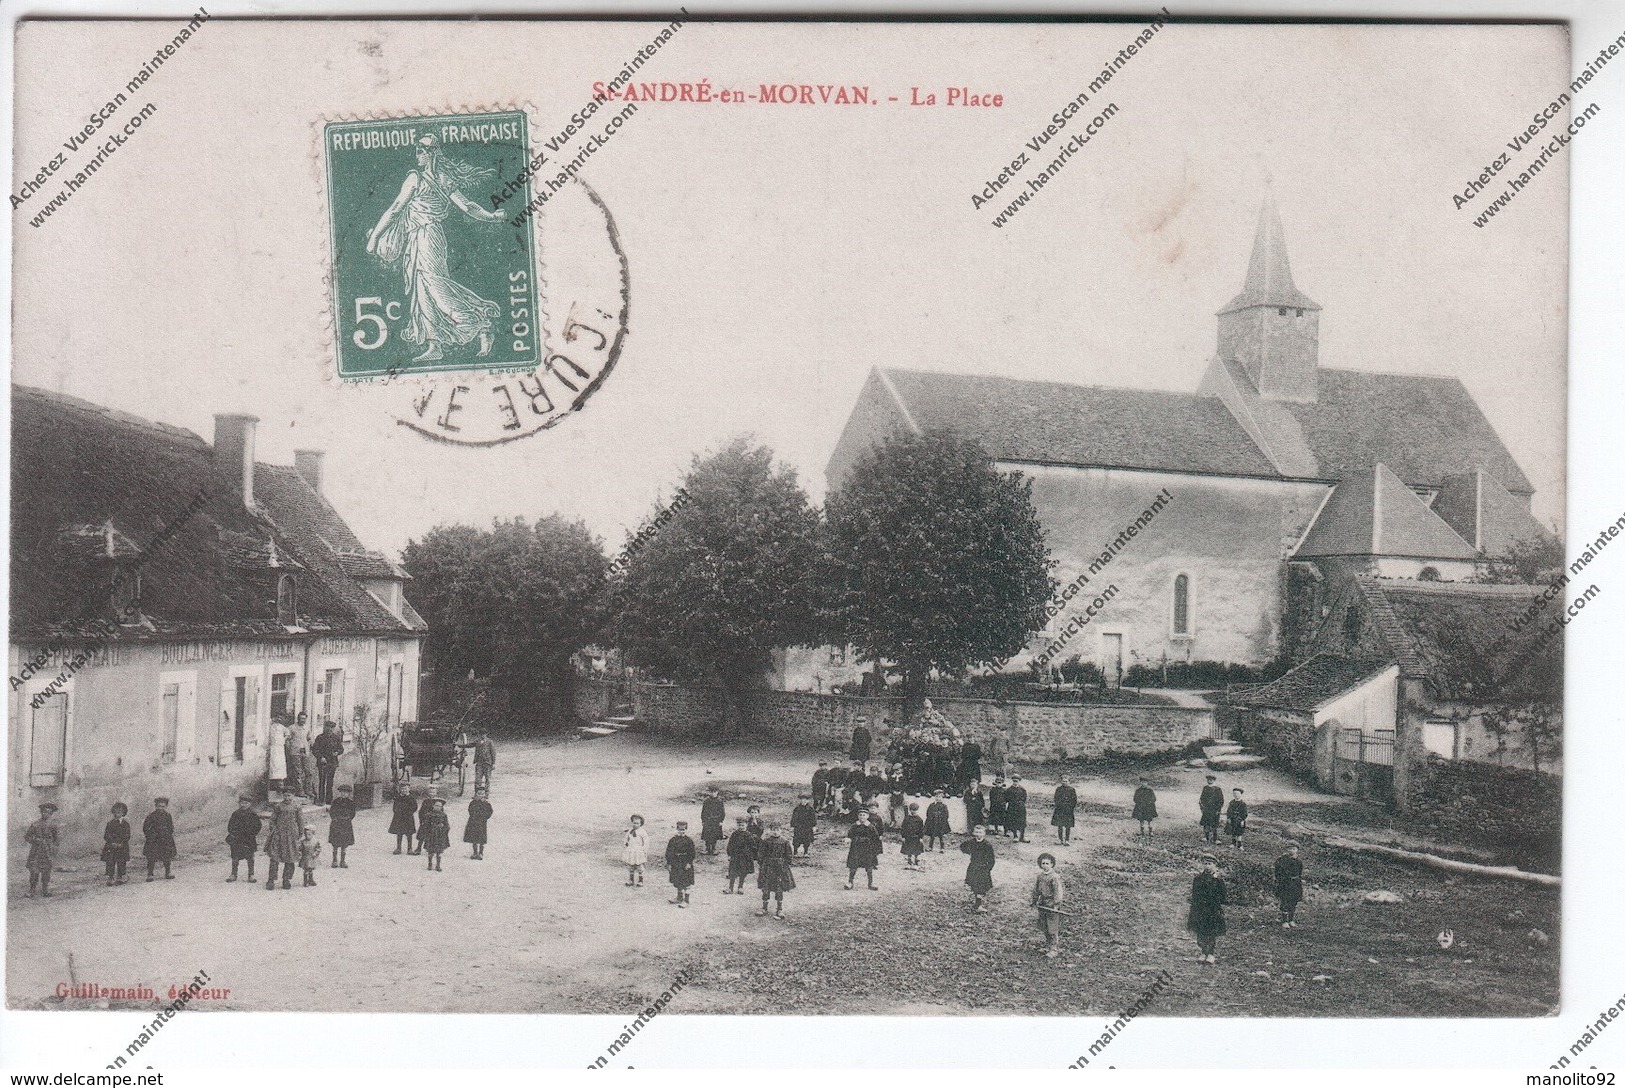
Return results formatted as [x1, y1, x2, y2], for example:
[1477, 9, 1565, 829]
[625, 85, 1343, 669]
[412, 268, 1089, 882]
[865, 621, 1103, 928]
[611, 438, 821, 730]
[402, 515, 607, 726]
[1475, 530, 1565, 585]
[823, 429, 1055, 695]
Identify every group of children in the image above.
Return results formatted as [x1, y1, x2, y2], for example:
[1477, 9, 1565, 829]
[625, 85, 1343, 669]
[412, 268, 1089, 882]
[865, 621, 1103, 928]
[20, 771, 497, 899]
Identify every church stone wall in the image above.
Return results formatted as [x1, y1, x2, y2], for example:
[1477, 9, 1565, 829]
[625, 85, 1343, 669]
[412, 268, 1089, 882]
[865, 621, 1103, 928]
[1019, 465, 1327, 671]
[572, 678, 1213, 762]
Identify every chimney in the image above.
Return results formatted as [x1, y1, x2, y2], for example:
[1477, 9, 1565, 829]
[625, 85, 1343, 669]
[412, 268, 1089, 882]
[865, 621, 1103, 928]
[294, 449, 325, 497]
[213, 414, 259, 508]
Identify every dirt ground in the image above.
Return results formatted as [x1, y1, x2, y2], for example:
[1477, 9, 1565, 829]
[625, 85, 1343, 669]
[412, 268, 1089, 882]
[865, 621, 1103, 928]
[7, 732, 1559, 1017]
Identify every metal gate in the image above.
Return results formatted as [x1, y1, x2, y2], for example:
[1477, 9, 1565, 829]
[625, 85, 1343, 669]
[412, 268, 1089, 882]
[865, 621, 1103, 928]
[1332, 727, 1394, 804]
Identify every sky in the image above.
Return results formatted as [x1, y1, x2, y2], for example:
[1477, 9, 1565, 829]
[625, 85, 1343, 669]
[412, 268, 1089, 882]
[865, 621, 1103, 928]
[13, 19, 1568, 558]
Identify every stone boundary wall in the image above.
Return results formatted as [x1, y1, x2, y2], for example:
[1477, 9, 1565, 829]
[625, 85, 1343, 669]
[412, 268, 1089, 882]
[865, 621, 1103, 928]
[1230, 706, 1317, 781]
[573, 679, 1214, 762]
[1407, 754, 1561, 870]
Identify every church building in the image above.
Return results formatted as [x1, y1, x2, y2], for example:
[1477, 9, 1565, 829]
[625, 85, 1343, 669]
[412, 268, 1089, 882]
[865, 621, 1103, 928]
[824, 200, 1549, 683]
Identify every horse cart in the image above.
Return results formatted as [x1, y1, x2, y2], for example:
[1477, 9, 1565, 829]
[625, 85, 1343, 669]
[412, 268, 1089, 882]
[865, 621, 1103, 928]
[392, 721, 471, 794]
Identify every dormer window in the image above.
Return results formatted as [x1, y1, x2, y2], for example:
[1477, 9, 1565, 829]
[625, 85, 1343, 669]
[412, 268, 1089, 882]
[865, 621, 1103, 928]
[1278, 307, 1288, 316]
[1296, 308, 1304, 317]
[277, 574, 298, 624]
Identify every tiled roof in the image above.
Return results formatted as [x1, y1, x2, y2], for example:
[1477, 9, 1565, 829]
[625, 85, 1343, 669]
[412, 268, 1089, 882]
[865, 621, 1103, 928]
[1295, 464, 1478, 560]
[11, 385, 422, 642]
[1281, 369, 1533, 494]
[878, 367, 1281, 478]
[1225, 654, 1392, 712]
[1353, 577, 1558, 699]
[1434, 469, 1552, 555]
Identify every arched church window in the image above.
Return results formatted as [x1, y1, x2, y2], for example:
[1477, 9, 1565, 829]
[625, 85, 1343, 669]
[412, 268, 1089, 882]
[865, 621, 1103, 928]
[1172, 573, 1190, 635]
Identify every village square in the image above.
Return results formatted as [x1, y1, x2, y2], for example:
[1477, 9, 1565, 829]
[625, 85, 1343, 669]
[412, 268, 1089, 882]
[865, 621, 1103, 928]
[10, 198, 1566, 1022]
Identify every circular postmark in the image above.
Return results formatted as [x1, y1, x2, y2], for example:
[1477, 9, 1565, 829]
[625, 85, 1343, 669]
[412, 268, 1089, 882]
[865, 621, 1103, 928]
[321, 108, 628, 445]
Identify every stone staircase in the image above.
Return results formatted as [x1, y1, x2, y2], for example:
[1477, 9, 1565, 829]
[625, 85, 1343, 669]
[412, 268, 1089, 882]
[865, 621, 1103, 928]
[1202, 741, 1267, 771]
[578, 711, 637, 739]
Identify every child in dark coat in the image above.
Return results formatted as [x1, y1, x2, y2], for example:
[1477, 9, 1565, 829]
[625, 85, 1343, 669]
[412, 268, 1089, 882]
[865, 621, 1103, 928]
[225, 796, 261, 883]
[1051, 775, 1078, 845]
[1188, 855, 1228, 964]
[963, 782, 986, 830]
[790, 794, 817, 857]
[844, 812, 883, 890]
[1225, 788, 1249, 850]
[102, 802, 132, 886]
[1274, 843, 1304, 927]
[811, 763, 832, 814]
[415, 794, 437, 856]
[666, 821, 697, 906]
[755, 823, 796, 919]
[988, 778, 1008, 835]
[1004, 776, 1030, 842]
[419, 798, 451, 871]
[725, 817, 757, 895]
[961, 825, 996, 912]
[463, 788, 493, 860]
[388, 783, 417, 854]
[924, 791, 952, 852]
[328, 785, 357, 867]
[1198, 775, 1224, 845]
[700, 788, 727, 856]
[900, 803, 926, 869]
[142, 798, 177, 881]
[1132, 778, 1158, 840]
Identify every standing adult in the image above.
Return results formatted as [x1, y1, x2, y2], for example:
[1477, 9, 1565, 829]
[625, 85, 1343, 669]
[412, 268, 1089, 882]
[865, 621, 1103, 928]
[850, 718, 873, 764]
[959, 738, 983, 786]
[472, 731, 497, 792]
[264, 793, 304, 891]
[1051, 774, 1078, 845]
[1198, 775, 1225, 846]
[295, 712, 318, 799]
[1187, 855, 1229, 965]
[699, 787, 727, 856]
[1005, 775, 1030, 843]
[312, 720, 345, 805]
[267, 717, 289, 794]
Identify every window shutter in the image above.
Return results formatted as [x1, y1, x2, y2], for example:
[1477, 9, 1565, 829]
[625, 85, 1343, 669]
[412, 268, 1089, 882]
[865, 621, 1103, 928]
[219, 678, 235, 764]
[177, 678, 198, 763]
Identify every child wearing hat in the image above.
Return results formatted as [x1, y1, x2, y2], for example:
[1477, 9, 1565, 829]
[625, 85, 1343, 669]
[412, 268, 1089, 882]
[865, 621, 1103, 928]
[414, 791, 437, 856]
[789, 794, 817, 858]
[225, 796, 262, 882]
[419, 798, 451, 871]
[665, 820, 697, 906]
[924, 790, 952, 853]
[1198, 775, 1224, 845]
[463, 787, 493, 860]
[725, 816, 757, 894]
[388, 782, 417, 854]
[102, 802, 131, 886]
[899, 803, 926, 869]
[960, 825, 996, 912]
[1187, 854, 1229, 965]
[1225, 788, 1249, 850]
[25, 802, 60, 898]
[622, 814, 649, 887]
[1004, 775, 1030, 843]
[298, 826, 323, 886]
[142, 797, 177, 881]
[328, 784, 357, 867]
[1132, 778, 1158, 840]
[755, 821, 796, 919]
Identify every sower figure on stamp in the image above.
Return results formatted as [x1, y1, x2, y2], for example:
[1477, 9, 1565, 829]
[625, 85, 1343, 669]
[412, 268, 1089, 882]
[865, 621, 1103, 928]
[264, 793, 304, 891]
[24, 802, 59, 898]
[225, 796, 262, 883]
[143, 797, 177, 882]
[700, 787, 727, 856]
[366, 135, 506, 363]
[1198, 775, 1224, 845]
[666, 821, 696, 907]
[102, 802, 131, 886]
[1274, 842, 1304, 927]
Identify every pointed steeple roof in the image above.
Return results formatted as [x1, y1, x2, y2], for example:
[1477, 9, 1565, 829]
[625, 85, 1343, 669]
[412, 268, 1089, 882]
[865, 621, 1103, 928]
[1219, 199, 1321, 315]
[1295, 463, 1478, 560]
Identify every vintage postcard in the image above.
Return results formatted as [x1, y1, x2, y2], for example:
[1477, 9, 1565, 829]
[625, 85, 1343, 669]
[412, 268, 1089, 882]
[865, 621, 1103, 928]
[3, 7, 1616, 1074]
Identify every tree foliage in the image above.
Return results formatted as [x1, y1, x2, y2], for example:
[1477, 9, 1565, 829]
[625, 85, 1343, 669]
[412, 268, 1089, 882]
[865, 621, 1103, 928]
[401, 515, 608, 711]
[822, 429, 1055, 692]
[611, 438, 822, 705]
[1475, 531, 1565, 586]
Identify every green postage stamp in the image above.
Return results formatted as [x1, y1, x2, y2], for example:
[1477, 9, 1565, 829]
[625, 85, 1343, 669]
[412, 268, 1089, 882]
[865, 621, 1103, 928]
[324, 110, 541, 380]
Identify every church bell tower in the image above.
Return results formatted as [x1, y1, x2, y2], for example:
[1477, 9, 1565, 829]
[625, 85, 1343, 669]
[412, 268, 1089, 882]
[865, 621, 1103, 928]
[1216, 200, 1321, 403]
